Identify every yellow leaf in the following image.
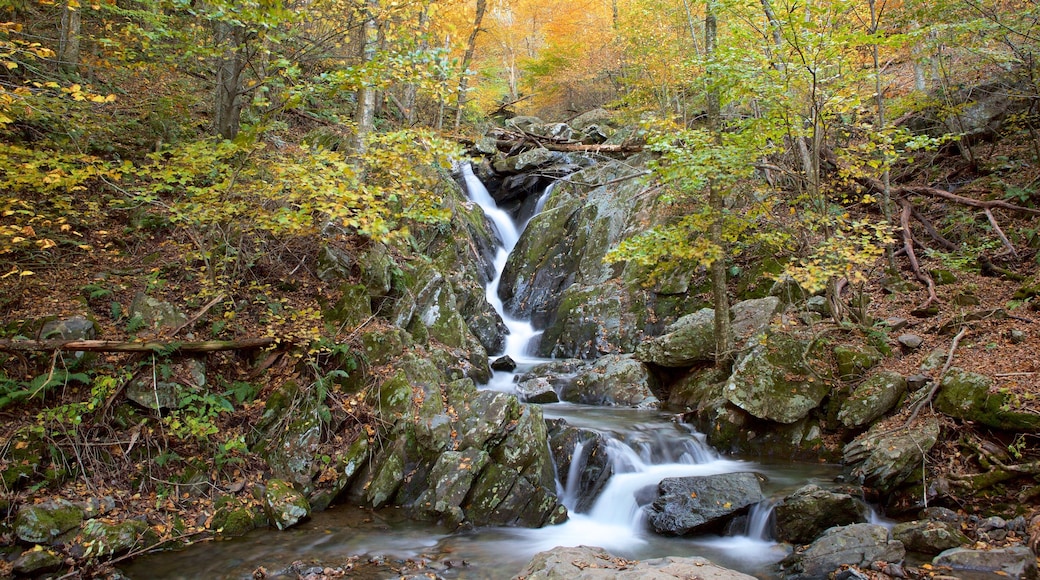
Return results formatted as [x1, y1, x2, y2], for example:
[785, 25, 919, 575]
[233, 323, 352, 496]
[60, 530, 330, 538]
[4, 61, 16, 70]
[19, 270, 33, 276]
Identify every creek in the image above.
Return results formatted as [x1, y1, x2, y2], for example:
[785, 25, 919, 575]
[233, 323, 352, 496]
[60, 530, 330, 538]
[122, 165, 854, 579]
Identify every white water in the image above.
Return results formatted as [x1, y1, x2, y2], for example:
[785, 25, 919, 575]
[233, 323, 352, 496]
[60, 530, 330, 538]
[460, 165, 790, 567]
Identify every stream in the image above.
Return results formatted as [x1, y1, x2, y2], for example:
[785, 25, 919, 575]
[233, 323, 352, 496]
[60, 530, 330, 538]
[122, 165, 854, 579]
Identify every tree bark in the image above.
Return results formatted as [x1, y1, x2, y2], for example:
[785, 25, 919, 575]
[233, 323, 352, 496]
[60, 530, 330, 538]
[454, 0, 487, 130]
[353, 0, 380, 155]
[706, 0, 732, 363]
[58, 2, 81, 74]
[213, 21, 250, 140]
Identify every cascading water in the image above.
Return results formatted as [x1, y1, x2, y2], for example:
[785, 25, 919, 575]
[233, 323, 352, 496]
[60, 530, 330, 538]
[459, 163, 792, 567]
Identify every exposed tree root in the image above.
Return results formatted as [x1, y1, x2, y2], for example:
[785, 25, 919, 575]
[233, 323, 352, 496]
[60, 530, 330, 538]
[900, 200, 939, 313]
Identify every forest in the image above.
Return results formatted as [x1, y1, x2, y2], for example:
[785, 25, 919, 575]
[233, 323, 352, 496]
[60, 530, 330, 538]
[1, 0, 1040, 578]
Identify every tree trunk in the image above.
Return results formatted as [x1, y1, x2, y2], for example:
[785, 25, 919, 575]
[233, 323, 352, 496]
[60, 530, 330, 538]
[213, 21, 249, 140]
[454, 0, 487, 130]
[401, 6, 430, 126]
[58, 2, 81, 74]
[353, 0, 380, 155]
[706, 0, 732, 363]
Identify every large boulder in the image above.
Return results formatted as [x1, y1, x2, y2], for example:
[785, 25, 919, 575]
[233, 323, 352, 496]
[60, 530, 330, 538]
[933, 546, 1038, 579]
[262, 478, 311, 530]
[936, 368, 1040, 431]
[559, 354, 658, 406]
[548, 422, 612, 513]
[645, 472, 766, 535]
[837, 371, 907, 428]
[724, 331, 834, 424]
[514, 545, 758, 580]
[891, 520, 970, 554]
[778, 523, 905, 580]
[774, 485, 871, 545]
[843, 417, 941, 493]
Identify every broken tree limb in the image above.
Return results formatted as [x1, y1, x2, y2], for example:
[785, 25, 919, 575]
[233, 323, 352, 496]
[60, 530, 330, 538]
[0, 337, 277, 354]
[900, 200, 939, 312]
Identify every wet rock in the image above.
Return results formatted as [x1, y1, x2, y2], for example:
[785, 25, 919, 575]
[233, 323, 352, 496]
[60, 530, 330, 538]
[891, 520, 969, 554]
[491, 356, 517, 372]
[936, 368, 1040, 431]
[778, 523, 905, 580]
[416, 449, 490, 528]
[898, 334, 924, 350]
[547, 424, 612, 513]
[517, 377, 560, 404]
[125, 357, 206, 411]
[263, 479, 311, 530]
[838, 371, 907, 428]
[843, 417, 940, 493]
[933, 546, 1038, 579]
[15, 499, 85, 545]
[646, 472, 766, 536]
[724, 331, 834, 424]
[774, 485, 871, 545]
[514, 545, 758, 580]
[560, 354, 658, 407]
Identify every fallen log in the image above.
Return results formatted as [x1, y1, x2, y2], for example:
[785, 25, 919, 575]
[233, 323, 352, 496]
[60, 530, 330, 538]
[0, 337, 277, 354]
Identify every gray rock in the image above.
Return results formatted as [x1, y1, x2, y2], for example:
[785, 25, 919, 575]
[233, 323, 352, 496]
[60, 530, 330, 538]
[898, 334, 924, 349]
[891, 520, 969, 554]
[1010, 328, 1028, 344]
[883, 317, 909, 331]
[933, 546, 1038, 579]
[838, 371, 907, 428]
[843, 417, 940, 493]
[517, 377, 560, 404]
[316, 244, 354, 281]
[129, 293, 188, 332]
[779, 523, 905, 580]
[774, 485, 871, 545]
[569, 109, 616, 131]
[72, 519, 158, 557]
[561, 354, 658, 406]
[125, 357, 206, 411]
[806, 296, 830, 315]
[834, 344, 883, 380]
[724, 331, 833, 424]
[646, 472, 766, 535]
[40, 315, 97, 341]
[263, 478, 310, 530]
[514, 545, 758, 580]
[415, 449, 490, 528]
[491, 356, 517, 372]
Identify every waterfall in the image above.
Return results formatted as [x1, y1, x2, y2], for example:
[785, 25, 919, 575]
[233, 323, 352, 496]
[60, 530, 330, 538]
[461, 163, 791, 565]
[460, 163, 547, 370]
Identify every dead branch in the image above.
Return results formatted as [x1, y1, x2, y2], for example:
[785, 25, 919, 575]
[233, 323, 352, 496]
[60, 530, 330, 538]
[167, 293, 226, 338]
[0, 337, 277, 354]
[901, 326, 969, 429]
[900, 200, 939, 312]
[910, 206, 958, 252]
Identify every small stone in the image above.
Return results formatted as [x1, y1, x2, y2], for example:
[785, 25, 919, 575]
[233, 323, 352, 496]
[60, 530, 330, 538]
[883, 317, 909, 331]
[953, 292, 981, 306]
[1010, 329, 1027, 344]
[906, 374, 930, 390]
[898, 334, 924, 350]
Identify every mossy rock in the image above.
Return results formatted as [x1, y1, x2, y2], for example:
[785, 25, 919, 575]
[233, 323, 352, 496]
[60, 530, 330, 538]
[323, 284, 372, 328]
[14, 499, 85, 545]
[262, 479, 311, 530]
[724, 332, 834, 424]
[75, 519, 158, 557]
[736, 257, 786, 300]
[833, 344, 884, 380]
[211, 500, 265, 538]
[935, 368, 1040, 431]
[2, 430, 46, 491]
[838, 371, 907, 428]
[12, 546, 63, 575]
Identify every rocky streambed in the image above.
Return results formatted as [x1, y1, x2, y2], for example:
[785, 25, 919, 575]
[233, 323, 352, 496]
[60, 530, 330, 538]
[5, 109, 1040, 579]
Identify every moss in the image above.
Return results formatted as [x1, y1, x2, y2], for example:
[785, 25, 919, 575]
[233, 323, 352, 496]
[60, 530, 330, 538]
[936, 369, 1040, 430]
[14, 500, 84, 544]
[323, 284, 372, 328]
[833, 344, 883, 380]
